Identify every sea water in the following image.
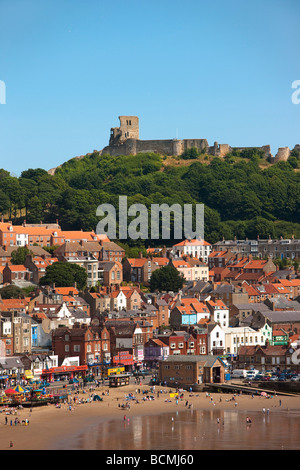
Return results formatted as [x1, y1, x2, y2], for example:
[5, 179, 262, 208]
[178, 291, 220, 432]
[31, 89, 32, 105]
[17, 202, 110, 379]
[48, 408, 300, 450]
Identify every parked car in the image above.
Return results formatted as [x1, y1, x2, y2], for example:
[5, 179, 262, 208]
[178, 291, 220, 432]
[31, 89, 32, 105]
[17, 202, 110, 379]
[269, 376, 278, 381]
[253, 374, 263, 381]
[291, 376, 300, 382]
[278, 375, 286, 381]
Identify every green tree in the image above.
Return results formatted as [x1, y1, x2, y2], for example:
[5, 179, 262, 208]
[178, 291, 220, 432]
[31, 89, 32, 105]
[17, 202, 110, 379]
[181, 147, 200, 160]
[150, 265, 184, 292]
[39, 262, 87, 290]
[0, 285, 25, 299]
[10, 246, 33, 265]
[0, 176, 24, 219]
[20, 168, 48, 181]
[0, 190, 11, 216]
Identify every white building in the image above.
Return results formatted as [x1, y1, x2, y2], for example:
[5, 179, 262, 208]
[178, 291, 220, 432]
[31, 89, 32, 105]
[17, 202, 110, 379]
[110, 290, 127, 311]
[207, 323, 225, 355]
[223, 326, 266, 355]
[172, 238, 212, 263]
[206, 298, 229, 328]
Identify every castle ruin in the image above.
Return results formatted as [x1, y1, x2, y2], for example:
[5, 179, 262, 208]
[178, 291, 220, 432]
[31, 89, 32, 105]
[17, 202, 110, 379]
[100, 115, 281, 159]
[48, 116, 299, 175]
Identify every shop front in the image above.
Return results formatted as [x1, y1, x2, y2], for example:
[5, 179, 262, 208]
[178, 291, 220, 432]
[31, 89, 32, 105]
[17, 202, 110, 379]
[41, 365, 88, 382]
[112, 351, 135, 371]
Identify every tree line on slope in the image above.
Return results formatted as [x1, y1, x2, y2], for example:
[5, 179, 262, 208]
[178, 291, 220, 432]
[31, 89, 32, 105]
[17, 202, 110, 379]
[0, 150, 299, 245]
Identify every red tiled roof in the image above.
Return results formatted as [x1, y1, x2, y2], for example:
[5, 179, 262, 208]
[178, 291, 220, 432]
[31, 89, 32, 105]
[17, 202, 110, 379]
[172, 260, 190, 268]
[127, 258, 148, 267]
[209, 250, 228, 258]
[173, 239, 211, 247]
[151, 257, 169, 266]
[0, 298, 29, 311]
[245, 260, 270, 269]
[8, 265, 27, 271]
[54, 287, 79, 295]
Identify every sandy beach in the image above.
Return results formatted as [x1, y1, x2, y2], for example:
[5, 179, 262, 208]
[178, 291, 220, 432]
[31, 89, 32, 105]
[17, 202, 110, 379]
[0, 382, 299, 450]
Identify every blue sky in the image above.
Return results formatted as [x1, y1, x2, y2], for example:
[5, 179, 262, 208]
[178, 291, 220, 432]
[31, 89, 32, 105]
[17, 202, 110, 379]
[0, 0, 299, 176]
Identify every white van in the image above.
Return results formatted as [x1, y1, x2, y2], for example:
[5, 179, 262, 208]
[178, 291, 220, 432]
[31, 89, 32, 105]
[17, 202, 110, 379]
[231, 369, 247, 378]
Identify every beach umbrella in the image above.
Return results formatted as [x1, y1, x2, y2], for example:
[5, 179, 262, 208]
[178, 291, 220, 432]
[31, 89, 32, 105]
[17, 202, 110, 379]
[13, 385, 29, 393]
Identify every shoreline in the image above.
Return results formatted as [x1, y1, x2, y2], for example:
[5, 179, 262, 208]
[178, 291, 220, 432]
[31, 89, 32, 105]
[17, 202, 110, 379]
[0, 383, 299, 450]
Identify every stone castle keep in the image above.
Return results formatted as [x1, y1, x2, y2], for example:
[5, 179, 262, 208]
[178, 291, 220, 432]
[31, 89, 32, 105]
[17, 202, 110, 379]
[100, 116, 299, 162]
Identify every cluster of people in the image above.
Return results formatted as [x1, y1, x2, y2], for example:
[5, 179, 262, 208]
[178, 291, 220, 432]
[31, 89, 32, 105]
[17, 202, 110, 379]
[4, 416, 30, 426]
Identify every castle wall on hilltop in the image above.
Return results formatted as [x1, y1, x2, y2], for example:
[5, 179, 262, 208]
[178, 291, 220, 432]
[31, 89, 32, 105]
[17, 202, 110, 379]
[101, 116, 278, 159]
[48, 117, 300, 174]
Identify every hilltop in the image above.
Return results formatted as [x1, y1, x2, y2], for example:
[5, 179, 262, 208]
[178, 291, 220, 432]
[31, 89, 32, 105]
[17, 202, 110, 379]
[48, 114, 300, 175]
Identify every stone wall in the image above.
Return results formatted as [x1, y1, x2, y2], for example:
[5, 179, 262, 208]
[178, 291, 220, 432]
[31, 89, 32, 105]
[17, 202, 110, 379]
[274, 147, 291, 162]
[182, 139, 209, 153]
[232, 145, 272, 159]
